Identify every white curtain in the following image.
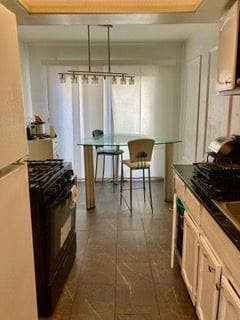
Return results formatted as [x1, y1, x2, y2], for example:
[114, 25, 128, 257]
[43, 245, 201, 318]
[47, 64, 178, 179]
[47, 66, 74, 164]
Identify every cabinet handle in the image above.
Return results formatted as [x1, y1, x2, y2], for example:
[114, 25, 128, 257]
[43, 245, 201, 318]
[217, 80, 231, 85]
[216, 283, 223, 291]
[208, 265, 215, 272]
[225, 80, 232, 84]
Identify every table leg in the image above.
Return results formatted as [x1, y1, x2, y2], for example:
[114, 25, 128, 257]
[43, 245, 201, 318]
[164, 144, 174, 202]
[84, 145, 95, 209]
[114, 145, 120, 184]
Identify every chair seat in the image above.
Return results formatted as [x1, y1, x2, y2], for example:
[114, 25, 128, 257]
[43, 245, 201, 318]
[97, 149, 124, 156]
[122, 159, 151, 169]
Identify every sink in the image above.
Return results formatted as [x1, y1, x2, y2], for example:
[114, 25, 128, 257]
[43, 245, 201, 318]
[213, 200, 240, 231]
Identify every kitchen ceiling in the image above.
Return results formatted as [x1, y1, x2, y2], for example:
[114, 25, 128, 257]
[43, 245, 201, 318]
[17, 23, 218, 43]
[16, 0, 204, 14]
[1, 0, 234, 43]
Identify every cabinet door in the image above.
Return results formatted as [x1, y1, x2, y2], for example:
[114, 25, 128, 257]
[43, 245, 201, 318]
[181, 211, 199, 305]
[216, 0, 239, 91]
[171, 193, 177, 268]
[196, 236, 222, 320]
[218, 276, 240, 320]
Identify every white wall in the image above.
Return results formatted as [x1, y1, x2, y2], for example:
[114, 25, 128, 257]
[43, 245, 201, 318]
[179, 23, 240, 164]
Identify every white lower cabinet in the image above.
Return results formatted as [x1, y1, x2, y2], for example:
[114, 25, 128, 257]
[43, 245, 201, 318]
[182, 211, 199, 305]
[196, 236, 222, 320]
[218, 276, 240, 320]
[173, 172, 240, 320]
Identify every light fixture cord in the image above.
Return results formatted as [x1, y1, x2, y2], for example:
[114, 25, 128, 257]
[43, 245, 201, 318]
[88, 25, 91, 72]
[107, 25, 111, 73]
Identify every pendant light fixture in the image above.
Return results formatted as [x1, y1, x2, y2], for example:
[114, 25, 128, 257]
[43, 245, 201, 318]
[59, 25, 135, 85]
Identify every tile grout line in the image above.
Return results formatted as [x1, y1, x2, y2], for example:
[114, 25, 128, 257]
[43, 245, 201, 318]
[142, 215, 162, 318]
[114, 213, 120, 320]
[68, 226, 91, 320]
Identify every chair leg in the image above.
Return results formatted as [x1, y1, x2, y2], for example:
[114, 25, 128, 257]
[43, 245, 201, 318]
[130, 169, 133, 216]
[120, 161, 123, 205]
[112, 155, 115, 183]
[102, 155, 105, 183]
[143, 168, 146, 202]
[148, 167, 153, 214]
[120, 154, 123, 182]
[95, 154, 99, 182]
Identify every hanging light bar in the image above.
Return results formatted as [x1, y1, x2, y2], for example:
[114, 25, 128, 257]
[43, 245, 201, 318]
[59, 25, 135, 85]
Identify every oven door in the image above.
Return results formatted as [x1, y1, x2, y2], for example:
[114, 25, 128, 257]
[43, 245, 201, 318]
[47, 178, 77, 277]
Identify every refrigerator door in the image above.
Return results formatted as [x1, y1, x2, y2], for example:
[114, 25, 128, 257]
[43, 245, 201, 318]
[0, 5, 28, 170]
[0, 164, 38, 320]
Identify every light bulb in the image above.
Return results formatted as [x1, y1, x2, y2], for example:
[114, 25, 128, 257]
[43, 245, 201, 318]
[129, 76, 135, 85]
[71, 73, 78, 83]
[59, 73, 66, 83]
[81, 75, 88, 84]
[91, 75, 98, 84]
[120, 76, 126, 85]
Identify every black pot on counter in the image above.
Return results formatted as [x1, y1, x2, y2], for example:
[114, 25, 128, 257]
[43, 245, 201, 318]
[26, 126, 35, 140]
[207, 134, 240, 164]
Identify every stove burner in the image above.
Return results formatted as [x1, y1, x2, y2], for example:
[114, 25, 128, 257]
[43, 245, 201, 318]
[192, 162, 240, 200]
[27, 159, 65, 189]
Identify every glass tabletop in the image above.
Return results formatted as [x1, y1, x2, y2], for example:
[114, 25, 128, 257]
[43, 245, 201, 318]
[77, 133, 181, 146]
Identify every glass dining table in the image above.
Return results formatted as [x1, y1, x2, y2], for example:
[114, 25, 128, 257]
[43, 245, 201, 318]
[77, 134, 181, 209]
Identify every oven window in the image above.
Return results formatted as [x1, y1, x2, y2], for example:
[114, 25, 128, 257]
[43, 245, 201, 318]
[50, 191, 76, 271]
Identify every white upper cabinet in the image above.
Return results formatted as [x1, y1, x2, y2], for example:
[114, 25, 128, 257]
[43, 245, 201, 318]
[216, 0, 240, 93]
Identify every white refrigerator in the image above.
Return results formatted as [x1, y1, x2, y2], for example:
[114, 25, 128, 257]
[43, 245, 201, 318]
[0, 4, 38, 320]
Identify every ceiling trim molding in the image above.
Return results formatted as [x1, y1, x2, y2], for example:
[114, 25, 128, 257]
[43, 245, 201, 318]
[16, 0, 204, 14]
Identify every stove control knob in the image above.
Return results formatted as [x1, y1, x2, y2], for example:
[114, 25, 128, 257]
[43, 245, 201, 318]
[54, 183, 62, 192]
[59, 177, 68, 186]
[47, 183, 62, 196]
[46, 187, 58, 197]
[64, 170, 73, 180]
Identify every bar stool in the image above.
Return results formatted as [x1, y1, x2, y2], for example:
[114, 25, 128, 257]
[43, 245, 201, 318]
[92, 130, 124, 183]
[120, 138, 155, 215]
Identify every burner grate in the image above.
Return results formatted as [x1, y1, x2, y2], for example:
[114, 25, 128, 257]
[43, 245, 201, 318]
[27, 159, 64, 188]
[192, 162, 240, 200]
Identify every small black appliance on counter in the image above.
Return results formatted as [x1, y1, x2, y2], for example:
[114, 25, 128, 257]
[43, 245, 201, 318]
[192, 135, 240, 200]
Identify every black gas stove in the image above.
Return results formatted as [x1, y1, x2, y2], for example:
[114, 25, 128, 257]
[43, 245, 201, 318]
[27, 159, 77, 316]
[192, 161, 240, 200]
[192, 135, 240, 201]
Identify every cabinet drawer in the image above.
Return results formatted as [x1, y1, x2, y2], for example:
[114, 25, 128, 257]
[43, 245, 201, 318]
[185, 188, 201, 225]
[174, 174, 185, 202]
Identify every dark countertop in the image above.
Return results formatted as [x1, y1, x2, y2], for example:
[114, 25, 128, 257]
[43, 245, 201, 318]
[173, 164, 240, 251]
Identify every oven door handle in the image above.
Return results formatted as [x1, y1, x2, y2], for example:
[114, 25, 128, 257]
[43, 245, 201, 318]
[69, 185, 77, 208]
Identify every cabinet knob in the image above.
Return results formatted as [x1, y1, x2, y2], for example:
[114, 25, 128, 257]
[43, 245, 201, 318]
[208, 265, 215, 272]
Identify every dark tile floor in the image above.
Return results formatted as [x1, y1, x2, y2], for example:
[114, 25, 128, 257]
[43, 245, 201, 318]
[40, 180, 197, 320]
